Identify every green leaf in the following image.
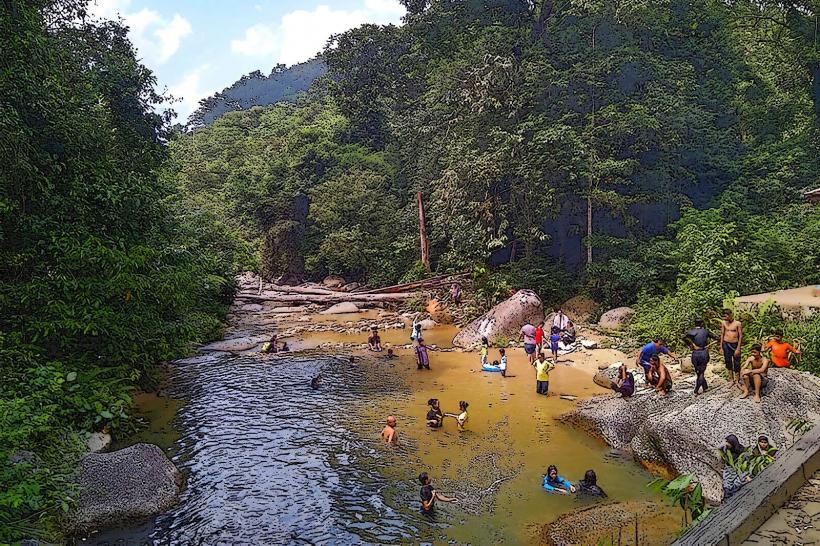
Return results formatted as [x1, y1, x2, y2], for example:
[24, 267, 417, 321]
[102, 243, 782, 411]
[99, 410, 113, 419]
[66, 372, 77, 382]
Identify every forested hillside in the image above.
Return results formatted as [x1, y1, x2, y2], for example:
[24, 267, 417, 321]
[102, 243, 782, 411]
[172, 0, 819, 303]
[2, 0, 819, 541]
[187, 59, 327, 128]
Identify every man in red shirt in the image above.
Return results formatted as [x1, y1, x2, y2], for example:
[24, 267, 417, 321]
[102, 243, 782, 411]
[764, 331, 801, 368]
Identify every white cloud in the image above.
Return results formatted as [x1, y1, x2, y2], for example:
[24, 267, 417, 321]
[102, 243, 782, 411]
[231, 24, 278, 56]
[231, 0, 405, 66]
[88, 0, 191, 65]
[167, 65, 213, 122]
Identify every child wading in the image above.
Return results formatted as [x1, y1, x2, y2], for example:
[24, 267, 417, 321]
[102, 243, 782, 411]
[534, 352, 553, 395]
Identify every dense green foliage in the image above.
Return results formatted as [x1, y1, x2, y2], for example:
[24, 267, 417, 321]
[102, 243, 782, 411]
[2, 0, 819, 540]
[0, 1, 237, 539]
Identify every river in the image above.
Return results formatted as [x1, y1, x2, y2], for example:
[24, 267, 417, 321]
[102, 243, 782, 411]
[90, 319, 670, 545]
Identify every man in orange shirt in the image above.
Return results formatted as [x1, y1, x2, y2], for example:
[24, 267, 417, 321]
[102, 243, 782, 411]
[764, 331, 801, 368]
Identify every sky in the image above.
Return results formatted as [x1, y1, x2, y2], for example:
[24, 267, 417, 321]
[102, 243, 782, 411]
[88, 0, 406, 122]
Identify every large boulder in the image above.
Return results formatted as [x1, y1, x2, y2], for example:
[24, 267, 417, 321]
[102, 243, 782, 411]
[453, 290, 544, 349]
[561, 295, 601, 323]
[320, 302, 359, 315]
[322, 275, 346, 288]
[598, 307, 636, 330]
[564, 369, 820, 503]
[65, 443, 181, 534]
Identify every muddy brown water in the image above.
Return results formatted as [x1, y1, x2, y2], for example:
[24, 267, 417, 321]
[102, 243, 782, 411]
[91, 320, 670, 545]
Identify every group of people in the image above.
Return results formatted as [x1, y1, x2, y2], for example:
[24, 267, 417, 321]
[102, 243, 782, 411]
[260, 334, 289, 353]
[520, 311, 577, 366]
[543, 466, 607, 497]
[608, 309, 801, 401]
[721, 434, 779, 499]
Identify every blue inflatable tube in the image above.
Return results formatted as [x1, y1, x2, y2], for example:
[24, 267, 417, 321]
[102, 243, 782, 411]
[482, 364, 503, 372]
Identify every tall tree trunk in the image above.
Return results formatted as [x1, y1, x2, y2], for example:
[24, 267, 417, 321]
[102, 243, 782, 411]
[417, 191, 431, 273]
[586, 194, 593, 266]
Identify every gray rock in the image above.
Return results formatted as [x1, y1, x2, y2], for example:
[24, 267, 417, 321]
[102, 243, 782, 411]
[453, 290, 544, 349]
[598, 307, 636, 331]
[581, 340, 599, 350]
[9, 450, 37, 466]
[200, 334, 269, 352]
[565, 368, 820, 503]
[86, 432, 111, 453]
[320, 302, 360, 315]
[65, 443, 181, 534]
[419, 318, 438, 329]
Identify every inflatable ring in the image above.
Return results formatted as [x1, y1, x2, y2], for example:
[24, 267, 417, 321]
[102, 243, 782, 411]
[482, 364, 503, 373]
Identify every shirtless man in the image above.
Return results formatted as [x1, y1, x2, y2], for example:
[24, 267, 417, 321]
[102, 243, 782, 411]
[719, 309, 743, 386]
[381, 415, 399, 444]
[740, 343, 769, 403]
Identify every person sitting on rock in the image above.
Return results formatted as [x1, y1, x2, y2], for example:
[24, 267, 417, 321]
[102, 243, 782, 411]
[577, 469, 607, 498]
[751, 435, 778, 458]
[740, 343, 769, 403]
[720, 434, 751, 499]
[610, 363, 635, 398]
[260, 334, 278, 353]
[381, 415, 399, 445]
[543, 465, 576, 494]
[368, 327, 383, 352]
[647, 355, 672, 395]
[561, 321, 577, 345]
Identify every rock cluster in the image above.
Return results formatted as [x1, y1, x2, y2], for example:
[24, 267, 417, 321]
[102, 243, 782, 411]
[565, 368, 820, 503]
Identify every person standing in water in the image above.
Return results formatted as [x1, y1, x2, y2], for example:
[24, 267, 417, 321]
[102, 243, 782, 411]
[368, 327, 383, 352]
[520, 323, 537, 364]
[426, 399, 444, 428]
[740, 343, 770, 402]
[683, 319, 717, 395]
[720, 309, 743, 386]
[381, 416, 399, 444]
[415, 340, 431, 370]
[480, 337, 490, 367]
[455, 401, 469, 430]
[499, 348, 508, 377]
[419, 472, 457, 513]
[535, 352, 553, 395]
[543, 465, 576, 494]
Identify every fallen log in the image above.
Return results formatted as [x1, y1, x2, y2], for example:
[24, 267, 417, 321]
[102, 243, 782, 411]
[237, 292, 416, 304]
[362, 272, 469, 294]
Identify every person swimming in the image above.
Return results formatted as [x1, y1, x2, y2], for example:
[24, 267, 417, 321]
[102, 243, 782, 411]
[310, 374, 322, 390]
[577, 469, 607, 497]
[426, 398, 443, 428]
[543, 465, 575, 494]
